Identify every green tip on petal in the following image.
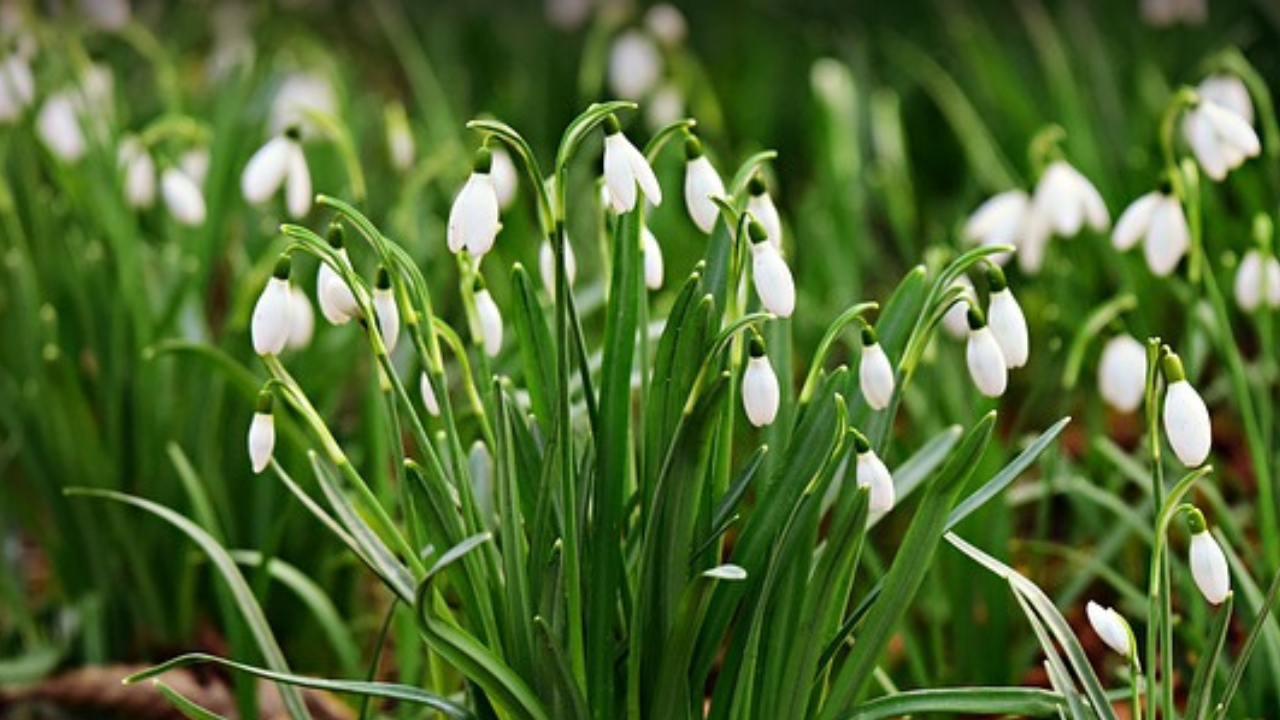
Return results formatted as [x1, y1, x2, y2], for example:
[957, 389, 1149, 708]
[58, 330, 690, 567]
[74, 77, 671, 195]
[966, 306, 986, 330]
[985, 263, 1008, 292]
[255, 389, 274, 414]
[326, 221, 345, 249]
[472, 275, 487, 293]
[747, 218, 768, 244]
[603, 114, 621, 135]
[1186, 506, 1208, 534]
[684, 135, 704, 160]
[748, 333, 766, 358]
[272, 254, 292, 280]
[1160, 347, 1186, 383]
[851, 428, 871, 454]
[284, 125, 302, 142]
[473, 146, 492, 174]
[860, 325, 877, 346]
[376, 266, 392, 289]
[748, 172, 767, 196]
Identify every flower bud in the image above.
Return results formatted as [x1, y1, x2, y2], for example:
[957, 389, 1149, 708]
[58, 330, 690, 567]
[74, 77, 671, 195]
[1161, 349, 1211, 467]
[161, 167, 206, 227]
[602, 115, 662, 213]
[858, 326, 894, 411]
[741, 336, 780, 427]
[684, 136, 725, 233]
[248, 391, 276, 474]
[747, 173, 783, 251]
[420, 371, 441, 417]
[373, 267, 400, 353]
[448, 146, 501, 257]
[853, 431, 895, 515]
[474, 283, 503, 357]
[1187, 509, 1230, 605]
[749, 220, 795, 318]
[965, 307, 1007, 397]
[285, 284, 315, 350]
[642, 225, 664, 290]
[1085, 601, 1133, 658]
[251, 256, 293, 357]
[985, 266, 1029, 369]
[317, 223, 359, 325]
[1097, 334, 1146, 413]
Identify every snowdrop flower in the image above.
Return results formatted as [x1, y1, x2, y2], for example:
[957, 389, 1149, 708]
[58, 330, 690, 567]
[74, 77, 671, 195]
[247, 390, 276, 474]
[79, 0, 130, 31]
[118, 136, 156, 209]
[607, 29, 662, 100]
[419, 371, 441, 417]
[642, 225, 664, 290]
[317, 222, 360, 325]
[161, 167, 206, 227]
[1025, 160, 1109, 273]
[373, 267, 400, 353]
[473, 280, 503, 358]
[748, 219, 795, 318]
[963, 189, 1029, 264]
[539, 237, 577, 298]
[242, 127, 311, 218]
[747, 173, 783, 251]
[1161, 348, 1211, 467]
[1183, 97, 1261, 182]
[180, 148, 210, 187]
[385, 102, 415, 173]
[684, 136, 725, 233]
[1198, 75, 1253, 125]
[251, 256, 293, 356]
[858, 326, 894, 411]
[966, 306, 1007, 398]
[985, 265, 1029, 368]
[270, 71, 336, 136]
[602, 114, 662, 213]
[285, 285, 314, 350]
[491, 145, 518, 210]
[1234, 249, 1280, 311]
[1112, 188, 1190, 277]
[1187, 509, 1230, 605]
[1086, 601, 1133, 659]
[942, 276, 976, 340]
[1098, 334, 1147, 414]
[37, 92, 87, 162]
[741, 335, 779, 427]
[645, 83, 684, 133]
[0, 51, 35, 123]
[853, 431, 895, 515]
[644, 4, 687, 45]
[448, 146, 501, 258]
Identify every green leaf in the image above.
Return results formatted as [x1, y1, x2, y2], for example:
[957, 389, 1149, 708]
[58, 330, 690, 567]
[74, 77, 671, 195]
[510, 264, 556, 429]
[839, 686, 1065, 720]
[152, 679, 232, 720]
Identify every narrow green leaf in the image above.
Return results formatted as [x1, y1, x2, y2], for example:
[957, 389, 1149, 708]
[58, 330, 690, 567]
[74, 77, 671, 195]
[152, 679, 232, 720]
[510, 264, 556, 428]
[839, 686, 1065, 720]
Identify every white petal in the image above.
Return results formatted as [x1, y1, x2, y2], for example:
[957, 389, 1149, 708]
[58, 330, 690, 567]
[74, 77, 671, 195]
[162, 168, 206, 226]
[121, 140, 156, 208]
[856, 451, 896, 515]
[420, 372, 441, 417]
[1086, 601, 1132, 657]
[491, 146, 518, 210]
[37, 93, 86, 162]
[742, 356, 779, 427]
[603, 134, 636, 213]
[751, 243, 795, 318]
[858, 343, 895, 410]
[0, 55, 35, 123]
[965, 190, 1029, 248]
[248, 412, 275, 474]
[1098, 334, 1147, 413]
[1185, 110, 1228, 181]
[286, 285, 315, 349]
[1163, 380, 1211, 467]
[642, 226, 665, 290]
[1017, 209, 1052, 274]
[627, 139, 663, 207]
[941, 278, 975, 340]
[1112, 192, 1160, 251]
[967, 326, 1008, 397]
[251, 277, 292, 356]
[1199, 75, 1252, 125]
[1190, 531, 1231, 605]
[241, 136, 292, 204]
[180, 148, 210, 186]
[539, 238, 577, 297]
[1072, 168, 1110, 231]
[607, 29, 662, 100]
[317, 251, 359, 325]
[645, 4, 687, 44]
[285, 145, 312, 219]
[987, 289, 1029, 368]
[1143, 196, 1190, 277]
[747, 192, 784, 251]
[1265, 257, 1280, 308]
[1202, 101, 1260, 159]
[475, 289, 503, 357]
[374, 287, 400, 352]
[1035, 162, 1084, 236]
[685, 155, 725, 233]
[448, 173, 501, 256]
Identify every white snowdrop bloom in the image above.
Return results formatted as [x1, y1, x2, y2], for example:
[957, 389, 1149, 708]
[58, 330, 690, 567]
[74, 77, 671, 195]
[1184, 99, 1261, 182]
[1086, 601, 1133, 658]
[985, 266, 1029, 368]
[373, 268, 400, 353]
[285, 141, 311, 218]
[161, 167, 206, 227]
[385, 102, 415, 173]
[607, 29, 662, 100]
[247, 392, 276, 474]
[963, 189, 1029, 264]
[749, 220, 795, 318]
[1141, 0, 1205, 26]
[538, 237, 577, 298]
[1161, 350, 1211, 467]
[242, 129, 311, 218]
[0, 52, 35, 123]
[1098, 334, 1147, 414]
[1025, 160, 1109, 272]
[180, 147, 210, 186]
[853, 433, 895, 515]
[251, 257, 293, 357]
[1112, 190, 1191, 277]
[474, 285, 503, 358]
[1188, 511, 1230, 605]
[747, 173, 783, 251]
[942, 276, 976, 340]
[642, 225, 664, 290]
[490, 145, 518, 210]
[1198, 75, 1253, 126]
[270, 72, 336, 136]
[419, 371, 441, 417]
[1234, 249, 1280, 311]
[37, 92, 87, 162]
[741, 338, 779, 427]
[447, 147, 501, 257]
[858, 327, 894, 411]
[118, 136, 156, 209]
[684, 136, 725, 233]
[79, 0, 130, 30]
[602, 115, 662, 213]
[644, 4, 687, 45]
[645, 83, 684, 133]
[317, 223, 360, 325]
[966, 307, 1007, 398]
[285, 285, 314, 350]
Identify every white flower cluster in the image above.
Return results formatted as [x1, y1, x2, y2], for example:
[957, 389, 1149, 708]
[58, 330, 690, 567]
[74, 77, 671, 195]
[960, 265, 1029, 398]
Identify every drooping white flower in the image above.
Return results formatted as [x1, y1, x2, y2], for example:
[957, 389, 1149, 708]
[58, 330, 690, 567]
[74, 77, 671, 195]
[448, 147, 501, 257]
[180, 147, 210, 186]
[1112, 190, 1190, 277]
[1024, 159, 1109, 273]
[0, 52, 35, 123]
[645, 83, 684, 132]
[641, 225, 664, 290]
[317, 223, 360, 325]
[741, 337, 779, 427]
[118, 136, 156, 209]
[251, 256, 293, 357]
[419, 371, 441, 417]
[985, 266, 1029, 368]
[1098, 334, 1147, 414]
[79, 0, 130, 31]
[539, 237, 578, 298]
[385, 102, 415, 173]
[607, 29, 662, 100]
[285, 285, 314, 350]
[749, 220, 795, 318]
[1161, 350, 1211, 467]
[858, 327, 895, 411]
[684, 136, 726, 233]
[161, 167, 206, 227]
[966, 306, 1007, 398]
[247, 391, 276, 474]
[490, 145, 518, 210]
[853, 432, 895, 515]
[644, 4, 687, 45]
[747, 173, 783, 251]
[474, 284, 503, 357]
[242, 129, 310, 218]
[1184, 98, 1261, 182]
[37, 92, 86, 162]
[1188, 511, 1230, 605]
[270, 71, 336, 136]
[373, 268, 400, 353]
[285, 141, 311, 218]
[602, 115, 662, 213]
[1198, 75, 1253, 126]
[963, 189, 1029, 265]
[942, 276, 976, 340]
[1234, 249, 1280, 311]
[1086, 601, 1133, 658]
